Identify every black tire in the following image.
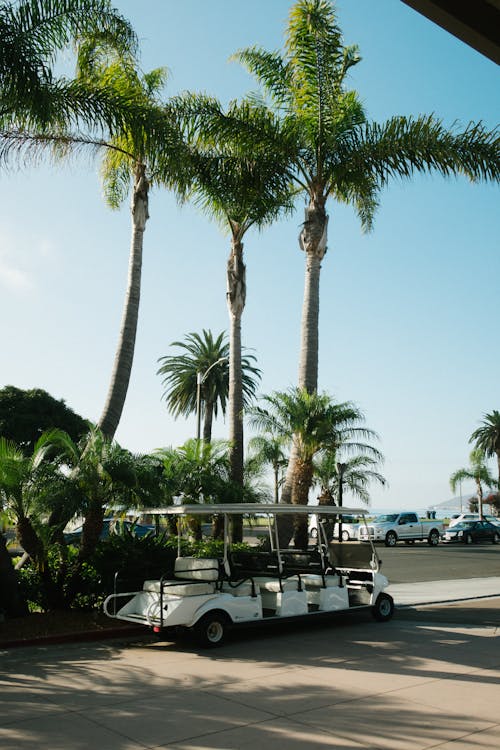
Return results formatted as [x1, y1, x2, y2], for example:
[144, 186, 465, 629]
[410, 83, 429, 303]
[385, 531, 397, 547]
[427, 530, 440, 546]
[341, 530, 350, 541]
[372, 593, 394, 622]
[192, 611, 230, 648]
[465, 534, 473, 545]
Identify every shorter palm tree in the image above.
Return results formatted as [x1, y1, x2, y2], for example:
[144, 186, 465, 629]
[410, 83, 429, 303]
[0, 433, 60, 565]
[157, 330, 261, 443]
[470, 411, 500, 486]
[247, 434, 289, 504]
[247, 388, 378, 548]
[313, 451, 386, 507]
[450, 449, 496, 519]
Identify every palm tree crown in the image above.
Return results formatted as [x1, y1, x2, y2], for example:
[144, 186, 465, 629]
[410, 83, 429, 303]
[157, 330, 261, 443]
[0, 0, 137, 131]
[247, 387, 378, 547]
[470, 410, 500, 483]
[450, 448, 496, 519]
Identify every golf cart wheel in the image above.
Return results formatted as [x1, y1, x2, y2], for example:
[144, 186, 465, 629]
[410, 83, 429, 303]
[372, 593, 394, 622]
[465, 534, 473, 545]
[385, 531, 397, 547]
[310, 527, 318, 539]
[427, 530, 440, 546]
[192, 611, 230, 648]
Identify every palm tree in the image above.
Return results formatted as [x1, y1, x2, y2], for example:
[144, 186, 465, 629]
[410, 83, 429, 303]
[247, 434, 289, 504]
[157, 329, 261, 443]
[42, 425, 165, 559]
[0, 433, 61, 565]
[313, 451, 386, 506]
[247, 387, 377, 547]
[186, 108, 292, 538]
[470, 411, 500, 486]
[0, 0, 137, 131]
[1, 32, 191, 442]
[450, 449, 496, 520]
[72, 46, 191, 439]
[233, 0, 500, 502]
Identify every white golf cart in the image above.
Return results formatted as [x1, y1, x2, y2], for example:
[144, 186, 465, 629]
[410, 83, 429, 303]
[103, 503, 394, 647]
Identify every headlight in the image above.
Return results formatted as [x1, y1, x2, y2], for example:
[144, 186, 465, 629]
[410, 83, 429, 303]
[457, 531, 463, 537]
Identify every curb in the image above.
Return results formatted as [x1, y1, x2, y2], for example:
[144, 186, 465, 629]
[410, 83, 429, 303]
[0, 625, 149, 650]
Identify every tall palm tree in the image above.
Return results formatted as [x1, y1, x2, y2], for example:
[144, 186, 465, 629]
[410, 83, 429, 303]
[450, 448, 495, 520]
[470, 411, 500, 486]
[186, 108, 292, 538]
[157, 329, 261, 443]
[232, 0, 500, 502]
[73, 47, 191, 439]
[0, 0, 137, 131]
[247, 387, 377, 547]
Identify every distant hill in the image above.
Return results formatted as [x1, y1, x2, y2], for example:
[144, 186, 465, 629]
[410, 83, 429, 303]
[431, 495, 477, 513]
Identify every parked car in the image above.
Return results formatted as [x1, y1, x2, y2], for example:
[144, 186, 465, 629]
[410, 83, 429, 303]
[308, 514, 362, 541]
[64, 518, 156, 545]
[442, 520, 500, 544]
[358, 512, 443, 547]
[447, 513, 500, 529]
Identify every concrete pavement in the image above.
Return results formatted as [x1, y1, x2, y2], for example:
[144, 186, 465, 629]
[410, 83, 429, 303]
[1, 579, 499, 750]
[387, 575, 500, 606]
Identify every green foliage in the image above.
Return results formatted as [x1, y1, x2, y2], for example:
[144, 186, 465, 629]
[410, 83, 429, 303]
[0, 385, 88, 456]
[0, 0, 138, 131]
[157, 330, 261, 430]
[17, 543, 100, 611]
[90, 531, 180, 594]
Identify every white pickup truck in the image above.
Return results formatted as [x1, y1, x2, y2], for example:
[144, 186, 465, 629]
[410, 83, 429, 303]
[358, 512, 443, 547]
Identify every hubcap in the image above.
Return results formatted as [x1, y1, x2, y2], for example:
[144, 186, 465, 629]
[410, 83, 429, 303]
[207, 621, 223, 642]
[379, 599, 391, 616]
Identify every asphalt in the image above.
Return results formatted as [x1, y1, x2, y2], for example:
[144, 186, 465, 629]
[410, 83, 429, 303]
[1, 578, 499, 750]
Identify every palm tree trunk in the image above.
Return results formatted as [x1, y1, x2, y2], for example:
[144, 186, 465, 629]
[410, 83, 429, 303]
[476, 478, 484, 519]
[280, 197, 328, 512]
[298, 199, 328, 393]
[203, 399, 214, 443]
[227, 235, 246, 542]
[0, 533, 29, 618]
[98, 163, 149, 439]
[292, 458, 314, 548]
[16, 516, 44, 565]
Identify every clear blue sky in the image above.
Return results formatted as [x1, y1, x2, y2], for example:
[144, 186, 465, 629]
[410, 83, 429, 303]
[1, 1, 499, 511]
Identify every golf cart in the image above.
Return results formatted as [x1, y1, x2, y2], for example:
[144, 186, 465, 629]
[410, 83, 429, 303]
[103, 503, 394, 647]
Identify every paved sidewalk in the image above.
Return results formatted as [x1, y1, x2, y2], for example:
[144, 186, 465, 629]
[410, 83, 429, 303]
[387, 575, 500, 606]
[1, 580, 499, 750]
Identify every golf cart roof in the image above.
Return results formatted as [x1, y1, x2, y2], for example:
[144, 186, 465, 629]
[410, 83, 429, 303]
[150, 503, 368, 517]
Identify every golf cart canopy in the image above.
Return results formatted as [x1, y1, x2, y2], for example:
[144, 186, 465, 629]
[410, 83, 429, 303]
[150, 504, 368, 517]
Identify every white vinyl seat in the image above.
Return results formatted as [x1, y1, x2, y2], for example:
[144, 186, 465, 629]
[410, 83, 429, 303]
[143, 580, 215, 596]
[300, 573, 340, 588]
[221, 580, 254, 597]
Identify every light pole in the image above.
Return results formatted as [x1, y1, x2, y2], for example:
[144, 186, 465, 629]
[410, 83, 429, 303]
[337, 462, 346, 542]
[196, 357, 228, 441]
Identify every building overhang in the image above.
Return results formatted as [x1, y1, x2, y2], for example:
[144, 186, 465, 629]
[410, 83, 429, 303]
[401, 0, 500, 65]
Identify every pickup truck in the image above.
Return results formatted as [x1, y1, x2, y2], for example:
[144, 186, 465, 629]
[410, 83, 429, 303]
[358, 512, 443, 547]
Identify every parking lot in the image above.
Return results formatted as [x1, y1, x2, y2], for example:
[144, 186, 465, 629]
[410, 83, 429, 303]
[373, 542, 500, 583]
